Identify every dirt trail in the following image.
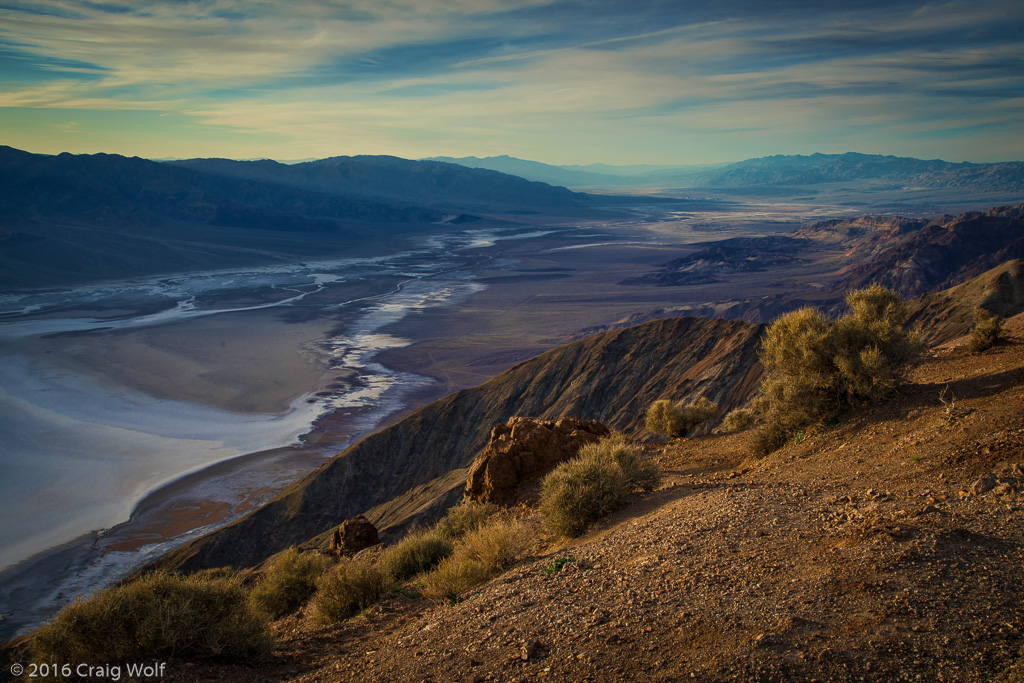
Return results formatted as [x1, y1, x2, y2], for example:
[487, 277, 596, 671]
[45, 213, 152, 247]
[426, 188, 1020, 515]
[165, 336, 1024, 683]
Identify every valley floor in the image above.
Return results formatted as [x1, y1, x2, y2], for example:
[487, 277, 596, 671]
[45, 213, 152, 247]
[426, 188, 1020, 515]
[168, 325, 1024, 683]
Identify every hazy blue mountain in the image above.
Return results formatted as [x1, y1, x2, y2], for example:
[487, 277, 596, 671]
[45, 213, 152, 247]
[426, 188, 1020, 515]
[430, 152, 1024, 194]
[694, 152, 1024, 190]
[170, 155, 589, 210]
[426, 155, 717, 187]
[425, 155, 623, 187]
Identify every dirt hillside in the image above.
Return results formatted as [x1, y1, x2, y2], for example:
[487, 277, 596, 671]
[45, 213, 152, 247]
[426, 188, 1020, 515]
[162, 318, 1024, 683]
[157, 316, 764, 573]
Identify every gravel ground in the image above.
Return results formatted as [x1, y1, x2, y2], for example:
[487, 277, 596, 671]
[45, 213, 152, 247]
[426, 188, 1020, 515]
[162, 337, 1024, 683]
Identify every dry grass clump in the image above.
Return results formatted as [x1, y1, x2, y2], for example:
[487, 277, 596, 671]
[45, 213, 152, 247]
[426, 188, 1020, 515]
[29, 570, 270, 667]
[378, 527, 454, 584]
[436, 499, 499, 539]
[248, 547, 332, 620]
[421, 516, 530, 603]
[750, 285, 924, 456]
[645, 396, 718, 438]
[310, 558, 385, 625]
[722, 408, 755, 432]
[969, 307, 1004, 352]
[539, 433, 661, 538]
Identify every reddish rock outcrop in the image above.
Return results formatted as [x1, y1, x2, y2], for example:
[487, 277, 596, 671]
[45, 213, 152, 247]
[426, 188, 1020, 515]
[464, 417, 610, 505]
[332, 515, 379, 554]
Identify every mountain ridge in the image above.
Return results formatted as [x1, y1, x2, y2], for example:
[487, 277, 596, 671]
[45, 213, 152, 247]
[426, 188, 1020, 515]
[430, 151, 1024, 194]
[155, 316, 765, 572]
[155, 252, 1024, 574]
[0, 147, 609, 289]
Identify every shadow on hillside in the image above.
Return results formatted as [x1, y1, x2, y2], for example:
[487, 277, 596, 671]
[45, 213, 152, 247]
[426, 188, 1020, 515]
[585, 479, 748, 539]
[828, 349, 1024, 432]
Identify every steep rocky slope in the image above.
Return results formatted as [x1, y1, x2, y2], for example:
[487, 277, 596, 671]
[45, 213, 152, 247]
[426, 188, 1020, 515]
[906, 259, 1024, 345]
[158, 255, 1024, 574]
[162, 315, 1024, 683]
[834, 205, 1024, 297]
[157, 316, 764, 572]
[625, 206, 1024, 327]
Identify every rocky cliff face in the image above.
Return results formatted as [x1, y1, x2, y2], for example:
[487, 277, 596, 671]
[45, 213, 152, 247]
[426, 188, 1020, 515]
[156, 316, 765, 572]
[464, 417, 610, 506]
[906, 259, 1024, 345]
[835, 205, 1024, 297]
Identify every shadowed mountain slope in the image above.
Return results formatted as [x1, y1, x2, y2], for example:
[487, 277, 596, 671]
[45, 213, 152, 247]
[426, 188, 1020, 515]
[0, 148, 610, 289]
[834, 205, 1024, 297]
[906, 259, 1024, 345]
[0, 147, 443, 288]
[156, 316, 765, 572]
[169, 155, 590, 211]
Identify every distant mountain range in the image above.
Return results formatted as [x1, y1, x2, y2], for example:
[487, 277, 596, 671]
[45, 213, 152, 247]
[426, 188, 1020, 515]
[0, 147, 608, 289]
[428, 152, 1024, 193]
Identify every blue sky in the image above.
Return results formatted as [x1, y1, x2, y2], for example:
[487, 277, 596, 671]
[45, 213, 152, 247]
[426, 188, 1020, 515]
[1, 0, 1022, 164]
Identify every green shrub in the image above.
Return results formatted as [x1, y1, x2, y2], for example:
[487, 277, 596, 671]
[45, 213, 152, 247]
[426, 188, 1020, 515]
[751, 285, 924, 456]
[310, 558, 385, 625]
[722, 408, 755, 432]
[378, 527, 454, 584]
[544, 556, 577, 574]
[969, 307, 1004, 352]
[645, 396, 719, 438]
[248, 547, 331, 620]
[421, 517, 530, 602]
[539, 433, 661, 538]
[29, 570, 270, 668]
[436, 500, 499, 539]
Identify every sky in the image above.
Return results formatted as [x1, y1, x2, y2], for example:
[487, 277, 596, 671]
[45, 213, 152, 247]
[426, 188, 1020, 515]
[1, 0, 1023, 165]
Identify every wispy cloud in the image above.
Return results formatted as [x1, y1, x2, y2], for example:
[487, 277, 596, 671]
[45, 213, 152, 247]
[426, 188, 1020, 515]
[0, 0, 1022, 163]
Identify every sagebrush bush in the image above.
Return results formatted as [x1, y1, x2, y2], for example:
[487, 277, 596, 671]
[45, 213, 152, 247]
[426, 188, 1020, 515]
[750, 285, 924, 456]
[310, 558, 385, 625]
[248, 547, 331, 619]
[645, 396, 719, 438]
[969, 307, 1004, 352]
[29, 570, 271, 667]
[722, 408, 755, 432]
[436, 500, 499, 539]
[378, 527, 454, 584]
[539, 433, 661, 537]
[421, 517, 530, 603]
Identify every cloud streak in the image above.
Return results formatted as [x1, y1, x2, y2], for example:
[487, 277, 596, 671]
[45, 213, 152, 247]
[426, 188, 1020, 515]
[0, 0, 1022, 163]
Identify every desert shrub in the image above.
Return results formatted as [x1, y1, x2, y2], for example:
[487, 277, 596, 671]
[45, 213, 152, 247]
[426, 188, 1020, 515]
[310, 558, 385, 625]
[193, 566, 238, 581]
[378, 527, 454, 584]
[248, 547, 331, 619]
[969, 307, 1004, 352]
[539, 433, 661, 537]
[645, 396, 719, 438]
[722, 408, 755, 432]
[29, 570, 270, 667]
[645, 399, 685, 438]
[751, 285, 924, 456]
[421, 517, 530, 602]
[436, 499, 499, 539]
[747, 420, 790, 459]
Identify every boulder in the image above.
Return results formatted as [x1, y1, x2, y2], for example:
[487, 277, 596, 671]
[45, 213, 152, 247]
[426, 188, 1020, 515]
[464, 416, 610, 505]
[332, 514, 380, 554]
